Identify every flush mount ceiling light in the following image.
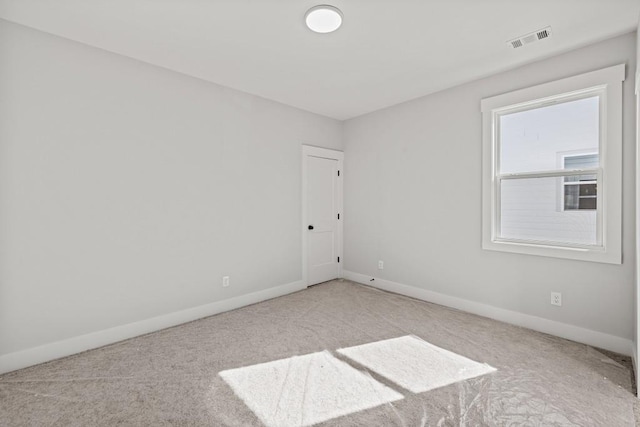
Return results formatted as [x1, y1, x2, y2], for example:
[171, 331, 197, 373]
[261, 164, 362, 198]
[305, 5, 343, 33]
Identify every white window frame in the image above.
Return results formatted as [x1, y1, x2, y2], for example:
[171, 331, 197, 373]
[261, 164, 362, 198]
[481, 64, 625, 264]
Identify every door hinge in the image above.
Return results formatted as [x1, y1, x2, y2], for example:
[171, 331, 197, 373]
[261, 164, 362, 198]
[337, 256, 340, 263]
[337, 170, 340, 176]
[337, 213, 340, 220]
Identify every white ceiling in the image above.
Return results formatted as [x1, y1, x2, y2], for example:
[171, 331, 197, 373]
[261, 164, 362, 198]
[0, 0, 638, 120]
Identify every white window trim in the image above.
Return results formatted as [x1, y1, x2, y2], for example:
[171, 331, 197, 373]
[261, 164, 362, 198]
[481, 64, 625, 264]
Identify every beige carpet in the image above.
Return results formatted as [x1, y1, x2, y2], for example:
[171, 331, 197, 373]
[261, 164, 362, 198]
[0, 280, 636, 426]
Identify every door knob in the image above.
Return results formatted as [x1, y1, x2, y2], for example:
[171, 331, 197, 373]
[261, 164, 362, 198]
[308, 225, 314, 230]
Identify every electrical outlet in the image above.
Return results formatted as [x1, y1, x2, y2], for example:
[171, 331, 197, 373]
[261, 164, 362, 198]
[551, 292, 562, 306]
[222, 276, 230, 287]
[378, 260, 384, 270]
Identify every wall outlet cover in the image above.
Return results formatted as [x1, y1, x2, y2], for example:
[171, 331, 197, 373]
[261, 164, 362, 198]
[551, 292, 562, 306]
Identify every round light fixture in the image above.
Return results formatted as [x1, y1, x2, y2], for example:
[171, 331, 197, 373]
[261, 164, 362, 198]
[305, 5, 343, 33]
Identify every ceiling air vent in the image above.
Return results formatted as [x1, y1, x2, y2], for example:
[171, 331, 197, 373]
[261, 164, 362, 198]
[507, 26, 552, 49]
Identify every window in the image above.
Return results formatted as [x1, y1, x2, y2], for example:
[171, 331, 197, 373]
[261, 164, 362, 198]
[481, 64, 624, 264]
[561, 153, 598, 211]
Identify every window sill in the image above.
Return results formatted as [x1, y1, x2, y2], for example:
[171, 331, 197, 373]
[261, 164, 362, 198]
[482, 238, 621, 264]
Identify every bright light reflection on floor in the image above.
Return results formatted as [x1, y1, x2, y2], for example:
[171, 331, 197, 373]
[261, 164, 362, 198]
[338, 335, 496, 393]
[219, 350, 403, 427]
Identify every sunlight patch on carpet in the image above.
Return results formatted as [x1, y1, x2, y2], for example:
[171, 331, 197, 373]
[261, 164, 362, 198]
[338, 335, 496, 393]
[219, 350, 403, 427]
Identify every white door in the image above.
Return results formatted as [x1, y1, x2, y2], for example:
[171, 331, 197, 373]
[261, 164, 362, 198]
[303, 146, 343, 286]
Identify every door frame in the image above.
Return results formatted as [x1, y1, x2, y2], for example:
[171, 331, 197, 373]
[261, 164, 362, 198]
[302, 145, 344, 287]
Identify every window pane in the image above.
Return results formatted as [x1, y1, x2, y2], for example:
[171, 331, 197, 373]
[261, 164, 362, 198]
[563, 175, 597, 211]
[564, 184, 579, 210]
[499, 96, 599, 174]
[579, 183, 597, 197]
[565, 173, 596, 182]
[564, 154, 598, 169]
[500, 176, 597, 245]
[579, 196, 597, 210]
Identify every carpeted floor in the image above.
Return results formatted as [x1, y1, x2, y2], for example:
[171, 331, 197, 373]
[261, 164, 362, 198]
[0, 280, 636, 426]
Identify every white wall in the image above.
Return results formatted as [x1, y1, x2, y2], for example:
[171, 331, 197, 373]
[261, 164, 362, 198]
[343, 33, 636, 346]
[634, 23, 640, 374]
[1, 18, 636, 371]
[0, 20, 341, 359]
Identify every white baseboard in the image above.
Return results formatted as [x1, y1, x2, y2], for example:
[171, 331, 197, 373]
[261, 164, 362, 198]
[343, 270, 633, 356]
[0, 280, 306, 375]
